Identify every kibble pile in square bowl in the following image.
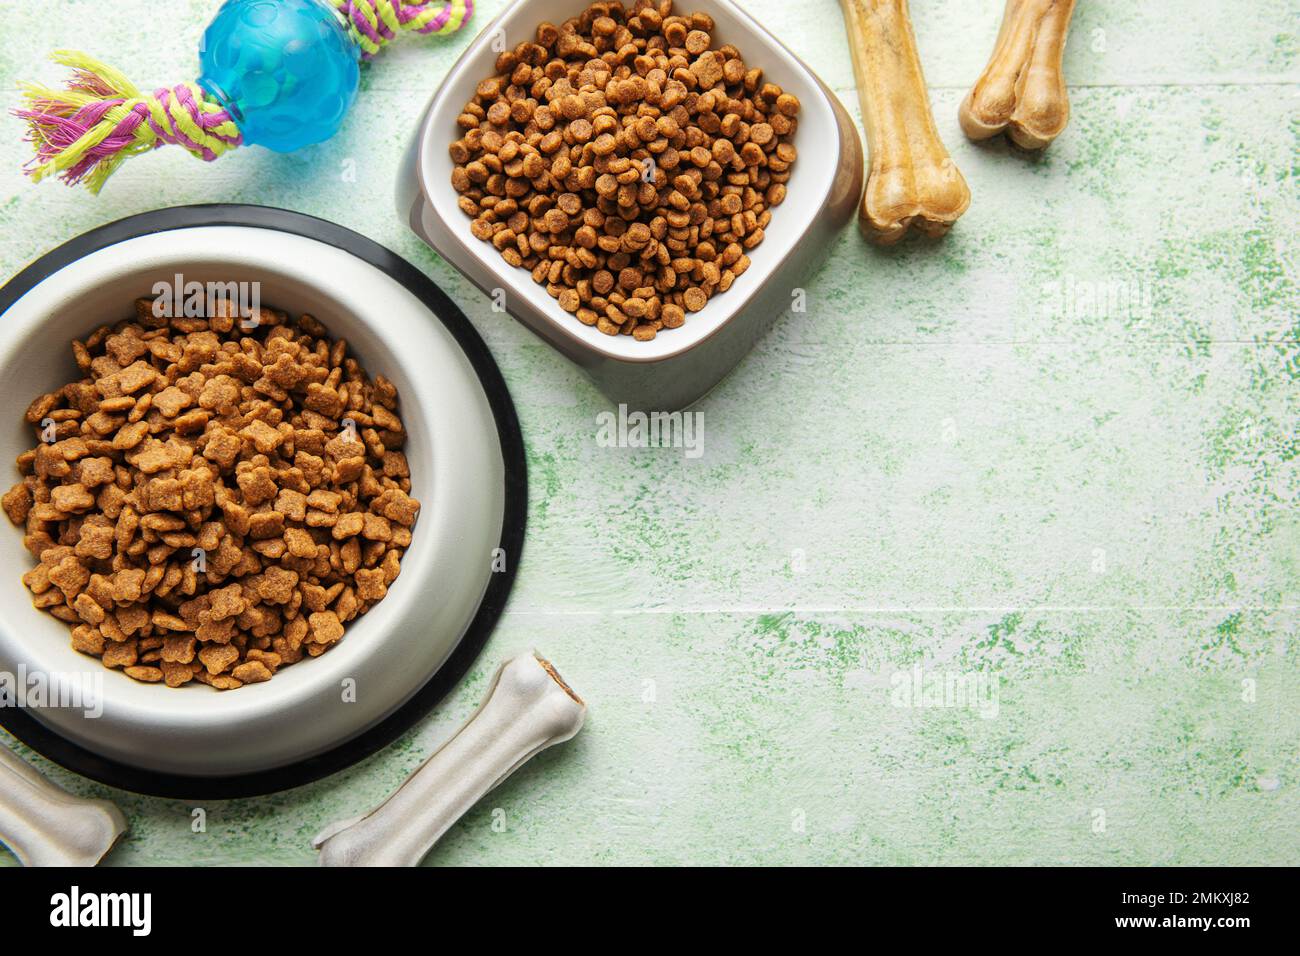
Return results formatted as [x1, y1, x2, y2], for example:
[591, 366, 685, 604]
[2, 297, 420, 690]
[450, 0, 800, 341]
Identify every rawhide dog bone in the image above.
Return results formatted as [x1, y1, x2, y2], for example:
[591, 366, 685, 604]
[838, 0, 971, 243]
[315, 651, 585, 866]
[0, 741, 127, 866]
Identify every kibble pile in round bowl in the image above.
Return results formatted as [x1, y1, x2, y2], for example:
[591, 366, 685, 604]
[2, 297, 420, 691]
[449, 0, 799, 341]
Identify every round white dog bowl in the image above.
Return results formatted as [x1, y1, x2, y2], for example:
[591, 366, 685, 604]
[0, 206, 525, 797]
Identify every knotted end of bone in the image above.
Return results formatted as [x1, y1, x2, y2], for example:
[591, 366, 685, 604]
[960, 0, 1077, 150]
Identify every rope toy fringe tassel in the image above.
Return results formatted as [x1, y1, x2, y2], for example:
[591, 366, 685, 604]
[18, 51, 242, 193]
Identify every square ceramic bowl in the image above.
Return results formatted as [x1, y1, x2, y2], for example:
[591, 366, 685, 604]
[0, 207, 526, 796]
[399, 0, 864, 411]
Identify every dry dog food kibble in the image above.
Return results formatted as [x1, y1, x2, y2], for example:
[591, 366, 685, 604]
[450, 0, 798, 341]
[2, 297, 421, 690]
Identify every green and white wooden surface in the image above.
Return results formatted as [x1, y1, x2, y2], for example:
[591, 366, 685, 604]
[0, 0, 1296, 865]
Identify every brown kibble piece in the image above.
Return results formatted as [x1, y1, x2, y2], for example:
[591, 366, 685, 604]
[124, 665, 164, 683]
[162, 661, 197, 687]
[685, 30, 711, 55]
[198, 643, 240, 675]
[102, 641, 138, 669]
[284, 527, 318, 558]
[51, 484, 95, 513]
[308, 610, 345, 645]
[231, 660, 273, 684]
[2, 483, 32, 525]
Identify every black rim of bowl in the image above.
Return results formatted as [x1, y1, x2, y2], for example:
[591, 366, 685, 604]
[0, 204, 527, 799]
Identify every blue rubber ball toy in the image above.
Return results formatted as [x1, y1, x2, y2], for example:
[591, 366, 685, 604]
[198, 0, 360, 152]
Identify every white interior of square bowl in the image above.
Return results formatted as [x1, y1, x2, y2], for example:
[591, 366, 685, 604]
[0, 227, 505, 776]
[418, 0, 838, 362]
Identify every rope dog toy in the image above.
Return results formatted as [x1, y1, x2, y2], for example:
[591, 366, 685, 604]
[16, 0, 474, 192]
